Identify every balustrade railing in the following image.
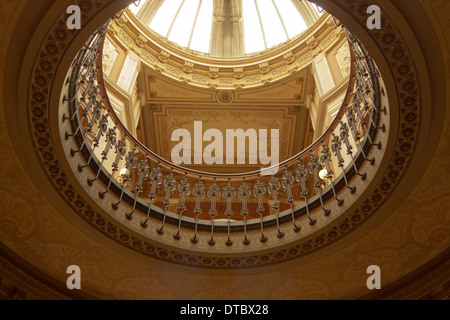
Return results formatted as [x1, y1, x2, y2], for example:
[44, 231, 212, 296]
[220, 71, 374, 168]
[62, 18, 385, 246]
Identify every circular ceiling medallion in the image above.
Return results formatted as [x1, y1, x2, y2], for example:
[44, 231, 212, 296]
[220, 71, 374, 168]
[216, 91, 235, 104]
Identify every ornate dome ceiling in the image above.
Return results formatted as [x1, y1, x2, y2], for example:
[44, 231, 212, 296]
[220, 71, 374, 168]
[0, 0, 448, 301]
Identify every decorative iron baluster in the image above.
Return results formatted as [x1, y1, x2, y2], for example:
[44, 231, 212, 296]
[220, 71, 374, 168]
[223, 179, 236, 246]
[347, 106, 375, 166]
[78, 113, 109, 172]
[347, 106, 360, 143]
[69, 101, 101, 157]
[331, 133, 356, 193]
[355, 78, 385, 146]
[191, 177, 205, 244]
[64, 67, 98, 104]
[239, 178, 251, 245]
[157, 170, 176, 235]
[353, 86, 382, 150]
[88, 126, 117, 186]
[309, 153, 331, 216]
[320, 144, 344, 207]
[207, 179, 221, 246]
[112, 149, 138, 210]
[63, 78, 99, 124]
[295, 162, 316, 225]
[352, 92, 367, 128]
[99, 136, 127, 199]
[174, 175, 191, 240]
[268, 175, 284, 238]
[254, 177, 267, 242]
[141, 164, 163, 228]
[340, 121, 367, 180]
[66, 89, 102, 147]
[79, 52, 100, 84]
[126, 159, 150, 220]
[86, 100, 103, 134]
[282, 167, 301, 232]
[82, 85, 100, 117]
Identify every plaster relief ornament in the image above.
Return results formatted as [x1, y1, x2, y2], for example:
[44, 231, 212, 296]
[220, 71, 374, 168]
[259, 62, 271, 75]
[208, 67, 220, 79]
[306, 36, 319, 49]
[183, 61, 194, 74]
[233, 67, 244, 79]
[158, 50, 170, 63]
[136, 34, 148, 48]
[284, 52, 295, 65]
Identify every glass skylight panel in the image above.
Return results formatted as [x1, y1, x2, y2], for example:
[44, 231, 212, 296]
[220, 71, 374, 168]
[168, 0, 201, 48]
[314, 4, 324, 16]
[190, 0, 214, 53]
[274, 0, 307, 38]
[149, 0, 183, 37]
[243, 0, 266, 54]
[256, 0, 287, 48]
[138, 0, 323, 56]
[128, 0, 147, 15]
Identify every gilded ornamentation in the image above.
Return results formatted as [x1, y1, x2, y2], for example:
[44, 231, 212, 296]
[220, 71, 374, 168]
[105, 12, 346, 90]
[158, 50, 169, 63]
[284, 52, 295, 65]
[208, 67, 220, 79]
[183, 61, 194, 74]
[135, 34, 147, 48]
[259, 62, 271, 75]
[233, 68, 244, 79]
[307, 36, 319, 49]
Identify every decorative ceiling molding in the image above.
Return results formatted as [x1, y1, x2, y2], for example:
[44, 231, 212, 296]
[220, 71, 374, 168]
[106, 11, 346, 90]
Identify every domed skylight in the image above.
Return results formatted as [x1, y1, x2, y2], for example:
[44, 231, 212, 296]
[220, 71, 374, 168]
[128, 0, 324, 56]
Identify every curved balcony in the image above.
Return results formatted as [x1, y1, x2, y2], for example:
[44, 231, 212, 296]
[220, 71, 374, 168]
[61, 18, 387, 253]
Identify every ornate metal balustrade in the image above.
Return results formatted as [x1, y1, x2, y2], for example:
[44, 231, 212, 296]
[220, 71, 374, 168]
[62, 18, 386, 247]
